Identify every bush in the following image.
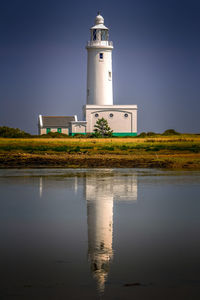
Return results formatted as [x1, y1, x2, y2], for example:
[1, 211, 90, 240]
[146, 132, 156, 136]
[85, 133, 95, 138]
[137, 132, 147, 138]
[162, 129, 180, 136]
[40, 132, 69, 138]
[71, 133, 96, 138]
[0, 126, 31, 138]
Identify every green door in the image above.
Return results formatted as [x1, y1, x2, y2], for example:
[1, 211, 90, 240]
[46, 128, 51, 134]
[57, 128, 62, 133]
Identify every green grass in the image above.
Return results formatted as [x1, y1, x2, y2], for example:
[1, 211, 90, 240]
[0, 135, 200, 155]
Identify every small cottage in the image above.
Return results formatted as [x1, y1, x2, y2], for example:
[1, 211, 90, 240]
[38, 115, 76, 135]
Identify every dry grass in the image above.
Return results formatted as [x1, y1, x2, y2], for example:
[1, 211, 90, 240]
[0, 136, 200, 169]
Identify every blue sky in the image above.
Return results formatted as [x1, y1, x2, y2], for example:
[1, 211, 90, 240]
[0, 0, 200, 133]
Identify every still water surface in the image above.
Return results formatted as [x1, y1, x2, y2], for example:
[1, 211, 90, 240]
[0, 168, 200, 299]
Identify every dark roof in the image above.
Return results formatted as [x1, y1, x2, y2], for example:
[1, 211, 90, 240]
[42, 116, 75, 128]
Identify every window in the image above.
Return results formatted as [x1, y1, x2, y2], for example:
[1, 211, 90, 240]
[95, 113, 99, 118]
[57, 128, 62, 133]
[108, 71, 112, 80]
[109, 113, 114, 118]
[99, 53, 103, 59]
[124, 113, 128, 118]
[46, 128, 51, 134]
[92, 29, 97, 41]
[101, 30, 108, 41]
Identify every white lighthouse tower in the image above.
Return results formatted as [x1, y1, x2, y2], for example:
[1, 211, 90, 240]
[84, 13, 138, 136]
[86, 13, 113, 105]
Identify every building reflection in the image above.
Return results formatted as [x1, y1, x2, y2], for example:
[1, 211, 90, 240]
[38, 170, 138, 293]
[85, 170, 137, 293]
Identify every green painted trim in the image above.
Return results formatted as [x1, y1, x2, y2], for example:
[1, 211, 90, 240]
[57, 128, 62, 133]
[70, 132, 87, 136]
[70, 132, 137, 137]
[46, 128, 51, 134]
[112, 132, 137, 137]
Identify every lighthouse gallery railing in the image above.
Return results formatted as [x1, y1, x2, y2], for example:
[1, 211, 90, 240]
[87, 41, 113, 47]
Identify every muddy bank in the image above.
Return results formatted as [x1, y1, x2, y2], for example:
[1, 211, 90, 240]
[1, 153, 200, 169]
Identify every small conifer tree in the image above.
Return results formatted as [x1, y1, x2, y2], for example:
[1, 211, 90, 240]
[94, 118, 113, 137]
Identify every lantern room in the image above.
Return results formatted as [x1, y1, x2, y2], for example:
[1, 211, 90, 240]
[90, 13, 109, 43]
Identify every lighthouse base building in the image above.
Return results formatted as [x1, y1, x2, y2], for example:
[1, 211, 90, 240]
[83, 105, 137, 136]
[38, 13, 137, 137]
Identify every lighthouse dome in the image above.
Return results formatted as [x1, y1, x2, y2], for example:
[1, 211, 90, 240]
[91, 13, 108, 30]
[95, 13, 104, 25]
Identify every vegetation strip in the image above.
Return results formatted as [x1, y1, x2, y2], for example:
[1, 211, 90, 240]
[1, 136, 200, 169]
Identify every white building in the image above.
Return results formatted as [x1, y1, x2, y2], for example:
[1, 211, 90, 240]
[38, 13, 137, 136]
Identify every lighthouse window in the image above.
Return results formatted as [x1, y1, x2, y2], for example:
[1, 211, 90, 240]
[101, 30, 107, 41]
[109, 113, 114, 118]
[124, 113, 129, 118]
[108, 71, 112, 80]
[95, 113, 99, 118]
[92, 29, 97, 41]
[99, 53, 103, 59]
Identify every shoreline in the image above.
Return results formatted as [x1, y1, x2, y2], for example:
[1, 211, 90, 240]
[1, 153, 200, 169]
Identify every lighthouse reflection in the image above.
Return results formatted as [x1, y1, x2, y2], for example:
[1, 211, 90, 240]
[85, 170, 137, 293]
[37, 170, 137, 293]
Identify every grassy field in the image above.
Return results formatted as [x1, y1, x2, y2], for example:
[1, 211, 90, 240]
[1, 135, 200, 169]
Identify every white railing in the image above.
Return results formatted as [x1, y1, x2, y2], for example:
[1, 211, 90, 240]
[87, 41, 113, 47]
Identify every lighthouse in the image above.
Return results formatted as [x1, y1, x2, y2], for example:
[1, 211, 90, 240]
[84, 13, 138, 136]
[86, 13, 113, 105]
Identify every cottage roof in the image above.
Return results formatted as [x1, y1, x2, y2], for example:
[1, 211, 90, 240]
[41, 116, 75, 128]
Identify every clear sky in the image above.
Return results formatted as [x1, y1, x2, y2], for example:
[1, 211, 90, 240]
[0, 0, 200, 134]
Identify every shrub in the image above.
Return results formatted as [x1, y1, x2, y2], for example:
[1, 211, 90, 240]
[162, 129, 180, 136]
[138, 132, 147, 138]
[146, 132, 156, 136]
[73, 134, 86, 138]
[40, 132, 69, 138]
[0, 126, 31, 138]
[85, 133, 95, 138]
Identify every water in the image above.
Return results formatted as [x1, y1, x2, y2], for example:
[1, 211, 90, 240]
[0, 168, 200, 299]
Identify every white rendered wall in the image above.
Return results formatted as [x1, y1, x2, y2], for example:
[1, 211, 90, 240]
[84, 105, 137, 133]
[40, 128, 46, 135]
[71, 122, 87, 134]
[87, 48, 113, 105]
[62, 128, 69, 135]
[39, 128, 69, 135]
